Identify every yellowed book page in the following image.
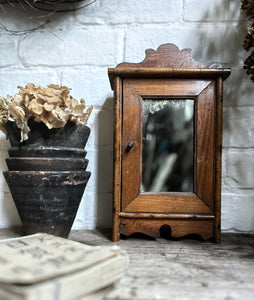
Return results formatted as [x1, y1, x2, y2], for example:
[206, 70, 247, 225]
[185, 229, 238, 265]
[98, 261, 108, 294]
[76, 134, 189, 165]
[0, 233, 125, 285]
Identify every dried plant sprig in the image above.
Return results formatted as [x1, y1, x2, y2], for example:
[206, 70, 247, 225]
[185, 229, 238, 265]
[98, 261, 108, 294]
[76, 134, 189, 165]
[241, 0, 254, 18]
[243, 24, 254, 51]
[0, 95, 12, 136]
[0, 83, 93, 142]
[244, 51, 254, 81]
[241, 0, 254, 82]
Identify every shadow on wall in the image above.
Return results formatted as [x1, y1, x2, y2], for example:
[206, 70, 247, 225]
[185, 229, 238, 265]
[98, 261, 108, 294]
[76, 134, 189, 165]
[188, 1, 253, 148]
[189, 1, 254, 232]
[95, 98, 114, 230]
[93, 2, 254, 231]
[190, 1, 249, 106]
[0, 135, 21, 227]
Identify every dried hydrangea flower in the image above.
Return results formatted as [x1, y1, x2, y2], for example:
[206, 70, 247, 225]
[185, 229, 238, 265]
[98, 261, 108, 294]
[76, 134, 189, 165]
[1, 83, 93, 142]
[0, 96, 12, 136]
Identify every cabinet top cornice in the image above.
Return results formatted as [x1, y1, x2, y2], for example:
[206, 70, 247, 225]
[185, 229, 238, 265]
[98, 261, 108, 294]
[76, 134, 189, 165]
[108, 43, 231, 89]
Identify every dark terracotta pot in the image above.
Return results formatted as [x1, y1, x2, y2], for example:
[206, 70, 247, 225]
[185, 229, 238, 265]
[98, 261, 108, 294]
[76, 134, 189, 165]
[3, 171, 91, 238]
[8, 146, 87, 158]
[6, 119, 90, 149]
[6, 157, 88, 171]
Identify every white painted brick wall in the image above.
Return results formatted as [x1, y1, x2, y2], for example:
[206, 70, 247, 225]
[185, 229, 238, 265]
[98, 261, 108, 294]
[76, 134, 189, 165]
[183, 0, 243, 22]
[19, 30, 122, 67]
[0, 0, 253, 233]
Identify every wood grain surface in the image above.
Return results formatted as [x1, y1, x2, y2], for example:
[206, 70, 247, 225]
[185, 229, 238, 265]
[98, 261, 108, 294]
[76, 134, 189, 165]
[72, 230, 254, 300]
[0, 229, 253, 300]
[112, 77, 122, 242]
[119, 218, 214, 240]
[195, 82, 215, 209]
[116, 43, 207, 69]
[214, 77, 224, 243]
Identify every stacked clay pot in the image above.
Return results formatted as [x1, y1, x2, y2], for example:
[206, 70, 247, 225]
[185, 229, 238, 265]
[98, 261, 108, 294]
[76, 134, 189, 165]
[3, 120, 91, 238]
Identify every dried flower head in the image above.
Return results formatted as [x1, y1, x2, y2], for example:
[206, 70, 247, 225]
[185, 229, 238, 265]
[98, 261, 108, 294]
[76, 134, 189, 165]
[0, 84, 93, 142]
[0, 95, 12, 136]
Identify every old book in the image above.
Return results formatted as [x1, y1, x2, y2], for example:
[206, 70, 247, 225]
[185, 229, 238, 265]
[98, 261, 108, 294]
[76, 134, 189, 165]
[0, 233, 129, 300]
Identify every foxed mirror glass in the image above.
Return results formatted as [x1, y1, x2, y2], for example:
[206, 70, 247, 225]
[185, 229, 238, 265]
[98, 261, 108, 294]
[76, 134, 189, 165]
[142, 99, 194, 193]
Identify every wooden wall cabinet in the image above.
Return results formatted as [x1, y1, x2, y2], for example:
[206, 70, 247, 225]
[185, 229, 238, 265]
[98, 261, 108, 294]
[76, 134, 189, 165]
[108, 44, 230, 243]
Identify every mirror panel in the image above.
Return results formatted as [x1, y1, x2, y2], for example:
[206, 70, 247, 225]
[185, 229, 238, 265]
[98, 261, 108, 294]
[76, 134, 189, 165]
[142, 99, 194, 193]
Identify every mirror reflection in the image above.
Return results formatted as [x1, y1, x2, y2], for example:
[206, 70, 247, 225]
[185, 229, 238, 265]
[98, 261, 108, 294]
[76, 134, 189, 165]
[142, 99, 194, 193]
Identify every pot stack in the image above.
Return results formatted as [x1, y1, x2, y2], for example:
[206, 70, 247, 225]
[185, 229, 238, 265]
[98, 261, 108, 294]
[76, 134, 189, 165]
[3, 120, 91, 238]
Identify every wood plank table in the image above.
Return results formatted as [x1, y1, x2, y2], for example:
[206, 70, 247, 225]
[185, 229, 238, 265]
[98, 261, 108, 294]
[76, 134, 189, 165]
[0, 228, 253, 300]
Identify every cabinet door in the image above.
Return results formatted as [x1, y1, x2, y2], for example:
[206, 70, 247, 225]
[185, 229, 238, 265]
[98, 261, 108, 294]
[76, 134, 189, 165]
[122, 78, 215, 216]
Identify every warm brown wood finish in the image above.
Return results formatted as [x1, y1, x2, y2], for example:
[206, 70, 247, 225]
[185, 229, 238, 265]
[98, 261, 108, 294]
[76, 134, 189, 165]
[119, 212, 215, 219]
[122, 81, 142, 209]
[109, 43, 230, 242]
[195, 82, 215, 209]
[112, 77, 122, 242]
[116, 43, 207, 68]
[214, 77, 224, 243]
[119, 218, 214, 240]
[123, 194, 212, 214]
[108, 69, 230, 89]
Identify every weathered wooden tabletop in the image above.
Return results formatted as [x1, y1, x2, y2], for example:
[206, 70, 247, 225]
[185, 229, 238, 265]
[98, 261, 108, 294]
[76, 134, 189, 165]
[0, 228, 253, 300]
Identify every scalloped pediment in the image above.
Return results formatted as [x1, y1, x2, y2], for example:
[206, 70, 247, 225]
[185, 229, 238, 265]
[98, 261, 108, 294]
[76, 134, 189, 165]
[116, 43, 208, 69]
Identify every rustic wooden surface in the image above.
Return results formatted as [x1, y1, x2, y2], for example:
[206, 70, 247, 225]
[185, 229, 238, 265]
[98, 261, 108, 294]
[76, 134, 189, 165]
[8, 146, 87, 158]
[119, 218, 214, 241]
[115, 43, 207, 69]
[3, 172, 90, 238]
[112, 77, 122, 242]
[108, 43, 231, 89]
[6, 157, 88, 171]
[121, 80, 142, 209]
[214, 77, 223, 243]
[6, 120, 91, 149]
[0, 228, 253, 300]
[195, 81, 215, 209]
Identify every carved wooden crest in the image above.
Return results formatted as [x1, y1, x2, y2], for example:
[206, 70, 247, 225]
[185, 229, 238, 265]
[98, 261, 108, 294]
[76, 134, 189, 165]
[116, 43, 216, 69]
[108, 43, 228, 90]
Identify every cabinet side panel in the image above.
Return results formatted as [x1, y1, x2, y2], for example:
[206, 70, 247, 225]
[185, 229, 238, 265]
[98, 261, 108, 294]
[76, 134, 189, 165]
[214, 78, 223, 243]
[113, 77, 122, 242]
[196, 82, 215, 209]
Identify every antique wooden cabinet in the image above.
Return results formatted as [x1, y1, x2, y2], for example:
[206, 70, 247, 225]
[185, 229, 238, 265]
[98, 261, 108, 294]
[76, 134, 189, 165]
[108, 44, 230, 242]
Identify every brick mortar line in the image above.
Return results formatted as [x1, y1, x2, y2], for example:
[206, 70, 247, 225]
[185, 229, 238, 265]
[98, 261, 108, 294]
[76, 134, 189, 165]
[223, 105, 254, 108]
[0, 62, 246, 71]
[222, 147, 254, 150]
[0, 66, 110, 71]
[0, 64, 117, 70]
[0, 20, 242, 36]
